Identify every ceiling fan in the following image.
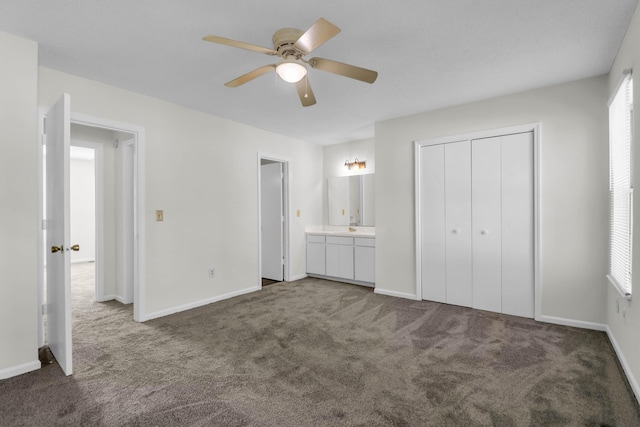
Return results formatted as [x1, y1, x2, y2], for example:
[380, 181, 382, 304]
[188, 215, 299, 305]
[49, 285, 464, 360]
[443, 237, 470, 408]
[203, 18, 378, 107]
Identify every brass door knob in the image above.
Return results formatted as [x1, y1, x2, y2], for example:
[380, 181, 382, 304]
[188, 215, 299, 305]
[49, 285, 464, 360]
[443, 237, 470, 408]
[51, 245, 62, 253]
[71, 244, 80, 251]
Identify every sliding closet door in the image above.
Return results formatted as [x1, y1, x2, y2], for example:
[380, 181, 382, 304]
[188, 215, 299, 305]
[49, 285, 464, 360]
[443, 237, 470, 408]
[471, 137, 503, 313]
[501, 132, 534, 317]
[420, 144, 447, 302]
[444, 142, 473, 308]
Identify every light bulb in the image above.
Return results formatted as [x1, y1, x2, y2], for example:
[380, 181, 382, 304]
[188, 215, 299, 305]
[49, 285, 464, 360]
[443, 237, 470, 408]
[276, 59, 307, 83]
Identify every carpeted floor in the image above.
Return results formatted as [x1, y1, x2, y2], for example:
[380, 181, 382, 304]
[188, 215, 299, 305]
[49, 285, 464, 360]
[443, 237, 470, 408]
[1, 262, 639, 426]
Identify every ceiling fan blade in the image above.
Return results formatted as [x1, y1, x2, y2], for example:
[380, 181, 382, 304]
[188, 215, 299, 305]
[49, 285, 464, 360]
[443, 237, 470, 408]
[294, 18, 341, 54]
[295, 76, 317, 107]
[203, 35, 277, 55]
[309, 57, 378, 84]
[225, 65, 276, 87]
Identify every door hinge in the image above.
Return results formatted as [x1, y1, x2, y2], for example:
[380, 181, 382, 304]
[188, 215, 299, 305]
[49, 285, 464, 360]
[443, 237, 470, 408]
[41, 304, 48, 315]
[41, 134, 46, 146]
[41, 219, 47, 230]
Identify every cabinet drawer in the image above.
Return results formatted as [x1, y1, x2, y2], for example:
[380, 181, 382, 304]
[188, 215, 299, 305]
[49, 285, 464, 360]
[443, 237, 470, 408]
[326, 236, 353, 245]
[355, 237, 375, 247]
[307, 234, 326, 243]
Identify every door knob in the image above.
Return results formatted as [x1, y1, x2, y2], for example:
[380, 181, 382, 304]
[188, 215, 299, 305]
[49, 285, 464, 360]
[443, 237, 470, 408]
[71, 244, 80, 251]
[452, 229, 460, 234]
[51, 245, 63, 253]
[480, 230, 489, 235]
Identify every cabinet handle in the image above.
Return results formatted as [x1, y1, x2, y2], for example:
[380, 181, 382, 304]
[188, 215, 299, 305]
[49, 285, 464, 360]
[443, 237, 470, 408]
[480, 230, 488, 235]
[452, 229, 460, 234]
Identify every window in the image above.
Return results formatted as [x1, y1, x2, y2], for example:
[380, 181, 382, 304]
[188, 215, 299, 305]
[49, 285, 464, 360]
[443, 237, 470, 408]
[609, 70, 634, 299]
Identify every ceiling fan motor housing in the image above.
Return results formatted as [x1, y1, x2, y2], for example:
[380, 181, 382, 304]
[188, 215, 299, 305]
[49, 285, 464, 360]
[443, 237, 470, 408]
[273, 28, 304, 58]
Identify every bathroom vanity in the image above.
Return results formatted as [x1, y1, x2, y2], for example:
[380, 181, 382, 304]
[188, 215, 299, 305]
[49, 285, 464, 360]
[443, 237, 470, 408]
[306, 231, 375, 287]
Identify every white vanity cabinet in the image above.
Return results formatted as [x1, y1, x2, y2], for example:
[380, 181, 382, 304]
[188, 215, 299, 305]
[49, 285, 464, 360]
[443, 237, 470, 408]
[326, 236, 354, 279]
[306, 234, 326, 275]
[306, 233, 375, 286]
[354, 237, 375, 283]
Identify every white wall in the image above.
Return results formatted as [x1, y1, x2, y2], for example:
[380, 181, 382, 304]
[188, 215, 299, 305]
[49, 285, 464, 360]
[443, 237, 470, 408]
[70, 153, 95, 263]
[38, 67, 323, 317]
[0, 32, 39, 378]
[375, 75, 609, 324]
[606, 2, 640, 401]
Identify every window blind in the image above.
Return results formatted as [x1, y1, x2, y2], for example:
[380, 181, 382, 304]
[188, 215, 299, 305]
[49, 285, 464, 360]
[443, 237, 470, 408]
[609, 72, 633, 298]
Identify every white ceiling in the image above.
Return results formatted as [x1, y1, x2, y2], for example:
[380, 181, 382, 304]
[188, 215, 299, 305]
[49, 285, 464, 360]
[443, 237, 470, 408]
[0, 0, 637, 145]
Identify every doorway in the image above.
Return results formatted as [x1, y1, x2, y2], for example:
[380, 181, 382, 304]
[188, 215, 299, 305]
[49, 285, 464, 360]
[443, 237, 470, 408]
[258, 155, 290, 287]
[69, 144, 97, 306]
[38, 108, 146, 358]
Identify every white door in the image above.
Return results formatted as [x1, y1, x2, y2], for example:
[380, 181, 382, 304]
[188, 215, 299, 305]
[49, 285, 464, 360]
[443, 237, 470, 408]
[472, 137, 503, 313]
[261, 162, 283, 281]
[420, 144, 447, 303]
[501, 132, 534, 317]
[45, 94, 73, 375]
[444, 141, 473, 308]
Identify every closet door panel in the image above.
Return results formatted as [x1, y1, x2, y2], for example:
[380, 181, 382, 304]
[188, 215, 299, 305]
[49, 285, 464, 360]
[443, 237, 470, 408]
[501, 132, 534, 317]
[420, 145, 447, 302]
[444, 141, 473, 308]
[472, 137, 503, 313]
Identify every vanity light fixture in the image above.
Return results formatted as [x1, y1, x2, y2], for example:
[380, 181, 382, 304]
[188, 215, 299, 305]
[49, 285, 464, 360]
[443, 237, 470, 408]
[344, 158, 366, 170]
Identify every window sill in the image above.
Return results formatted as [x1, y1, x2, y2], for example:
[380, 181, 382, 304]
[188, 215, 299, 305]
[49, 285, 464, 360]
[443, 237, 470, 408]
[607, 275, 632, 301]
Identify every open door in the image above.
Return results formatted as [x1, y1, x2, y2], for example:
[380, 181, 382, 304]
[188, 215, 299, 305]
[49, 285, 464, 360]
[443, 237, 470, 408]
[45, 94, 73, 375]
[261, 162, 284, 281]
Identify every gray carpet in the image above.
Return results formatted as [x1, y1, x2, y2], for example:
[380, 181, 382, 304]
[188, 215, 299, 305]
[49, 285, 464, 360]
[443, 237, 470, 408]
[1, 262, 639, 426]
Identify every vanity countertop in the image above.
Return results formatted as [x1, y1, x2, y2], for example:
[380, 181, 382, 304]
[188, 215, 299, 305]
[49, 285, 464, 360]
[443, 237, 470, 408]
[306, 230, 375, 238]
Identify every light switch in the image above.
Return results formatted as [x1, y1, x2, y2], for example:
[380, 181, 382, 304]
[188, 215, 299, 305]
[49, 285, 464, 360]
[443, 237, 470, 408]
[156, 210, 164, 221]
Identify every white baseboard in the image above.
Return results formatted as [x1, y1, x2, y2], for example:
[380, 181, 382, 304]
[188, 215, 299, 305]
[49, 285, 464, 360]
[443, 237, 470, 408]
[606, 326, 640, 405]
[374, 287, 418, 300]
[143, 286, 261, 321]
[96, 294, 116, 302]
[0, 360, 40, 380]
[288, 273, 307, 282]
[536, 314, 607, 331]
[114, 295, 132, 304]
[96, 294, 131, 304]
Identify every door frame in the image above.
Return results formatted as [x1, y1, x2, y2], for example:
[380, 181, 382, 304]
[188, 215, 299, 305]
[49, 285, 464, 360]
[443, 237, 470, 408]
[38, 109, 146, 344]
[414, 123, 541, 319]
[257, 153, 291, 286]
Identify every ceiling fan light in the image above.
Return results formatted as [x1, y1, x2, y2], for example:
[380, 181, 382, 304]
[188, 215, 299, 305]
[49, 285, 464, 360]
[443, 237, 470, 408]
[276, 60, 307, 83]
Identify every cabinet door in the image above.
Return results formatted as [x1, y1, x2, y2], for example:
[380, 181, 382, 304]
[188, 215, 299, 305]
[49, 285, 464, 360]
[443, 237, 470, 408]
[444, 141, 473, 308]
[501, 132, 534, 317]
[326, 244, 354, 279]
[355, 246, 375, 282]
[306, 242, 326, 275]
[420, 144, 447, 302]
[472, 137, 503, 313]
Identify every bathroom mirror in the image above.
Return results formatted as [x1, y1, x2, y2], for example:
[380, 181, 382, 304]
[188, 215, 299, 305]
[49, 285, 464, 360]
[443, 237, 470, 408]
[328, 174, 375, 226]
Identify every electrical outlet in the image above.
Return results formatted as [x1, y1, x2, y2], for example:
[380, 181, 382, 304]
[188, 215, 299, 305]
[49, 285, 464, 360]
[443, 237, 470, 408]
[208, 268, 216, 278]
